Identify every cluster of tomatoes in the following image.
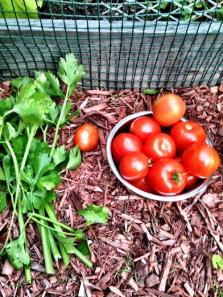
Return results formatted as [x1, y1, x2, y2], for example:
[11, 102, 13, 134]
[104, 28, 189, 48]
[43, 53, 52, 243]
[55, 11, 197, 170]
[111, 94, 220, 196]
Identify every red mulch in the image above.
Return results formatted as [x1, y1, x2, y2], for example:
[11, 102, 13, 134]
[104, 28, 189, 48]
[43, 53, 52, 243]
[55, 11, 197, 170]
[0, 84, 223, 297]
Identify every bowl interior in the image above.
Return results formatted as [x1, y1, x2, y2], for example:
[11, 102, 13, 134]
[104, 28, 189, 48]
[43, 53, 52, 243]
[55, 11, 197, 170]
[106, 111, 211, 202]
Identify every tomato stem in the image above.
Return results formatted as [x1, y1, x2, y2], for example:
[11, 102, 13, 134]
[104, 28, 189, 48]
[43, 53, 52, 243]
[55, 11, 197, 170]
[148, 158, 153, 167]
[172, 172, 182, 184]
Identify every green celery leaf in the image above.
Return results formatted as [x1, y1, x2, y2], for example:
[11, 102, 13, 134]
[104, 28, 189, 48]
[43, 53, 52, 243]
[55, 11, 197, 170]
[3, 156, 14, 190]
[48, 104, 60, 124]
[76, 239, 90, 256]
[35, 71, 63, 98]
[53, 145, 68, 165]
[12, 77, 33, 89]
[6, 235, 30, 270]
[45, 190, 56, 203]
[0, 96, 14, 117]
[66, 146, 81, 170]
[212, 254, 223, 270]
[30, 138, 50, 156]
[78, 204, 109, 226]
[36, 171, 61, 190]
[0, 0, 43, 19]
[0, 167, 5, 181]
[13, 83, 54, 127]
[18, 82, 36, 99]
[31, 190, 49, 209]
[4, 122, 16, 140]
[22, 190, 56, 212]
[73, 229, 85, 240]
[21, 192, 33, 213]
[0, 192, 7, 213]
[20, 165, 34, 187]
[58, 53, 85, 96]
[31, 152, 55, 182]
[12, 136, 27, 161]
[45, 71, 64, 97]
[34, 71, 51, 93]
[54, 234, 76, 254]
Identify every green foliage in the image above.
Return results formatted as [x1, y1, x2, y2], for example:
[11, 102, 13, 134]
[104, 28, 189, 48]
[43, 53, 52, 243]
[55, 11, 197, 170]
[0, 192, 7, 213]
[79, 204, 109, 226]
[143, 89, 160, 95]
[217, 8, 223, 21]
[66, 146, 82, 170]
[145, 0, 220, 22]
[212, 254, 223, 270]
[76, 240, 90, 256]
[53, 145, 68, 166]
[0, 0, 43, 19]
[12, 77, 34, 90]
[213, 285, 223, 297]
[58, 53, 85, 96]
[0, 53, 107, 280]
[6, 235, 30, 269]
[13, 83, 53, 127]
[35, 71, 64, 98]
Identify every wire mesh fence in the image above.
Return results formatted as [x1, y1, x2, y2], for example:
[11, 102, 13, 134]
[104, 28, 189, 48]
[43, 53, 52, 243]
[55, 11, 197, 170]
[0, 1, 223, 89]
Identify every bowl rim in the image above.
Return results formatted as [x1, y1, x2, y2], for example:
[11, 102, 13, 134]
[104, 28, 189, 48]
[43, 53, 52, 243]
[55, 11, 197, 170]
[106, 110, 211, 202]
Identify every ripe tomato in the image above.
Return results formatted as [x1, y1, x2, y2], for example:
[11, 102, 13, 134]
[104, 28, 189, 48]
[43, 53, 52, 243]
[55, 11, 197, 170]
[111, 133, 142, 162]
[74, 123, 99, 152]
[152, 93, 186, 126]
[130, 116, 161, 142]
[119, 152, 148, 181]
[170, 120, 206, 152]
[185, 174, 197, 191]
[143, 133, 176, 161]
[146, 158, 186, 195]
[182, 143, 220, 178]
[131, 178, 150, 192]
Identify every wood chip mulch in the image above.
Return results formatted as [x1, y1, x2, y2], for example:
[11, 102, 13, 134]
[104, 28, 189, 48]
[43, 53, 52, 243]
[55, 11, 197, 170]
[0, 83, 223, 297]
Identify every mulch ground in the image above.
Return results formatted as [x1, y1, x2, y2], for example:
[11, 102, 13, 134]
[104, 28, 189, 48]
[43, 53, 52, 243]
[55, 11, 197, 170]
[0, 83, 223, 297]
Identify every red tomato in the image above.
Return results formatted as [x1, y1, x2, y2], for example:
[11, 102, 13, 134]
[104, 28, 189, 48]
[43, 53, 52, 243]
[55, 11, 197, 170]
[146, 158, 186, 195]
[131, 178, 150, 192]
[143, 133, 176, 161]
[175, 156, 182, 163]
[170, 120, 206, 152]
[130, 116, 161, 142]
[119, 152, 148, 181]
[185, 174, 197, 191]
[174, 156, 197, 191]
[182, 143, 220, 178]
[111, 133, 142, 162]
[152, 93, 186, 126]
[74, 123, 99, 152]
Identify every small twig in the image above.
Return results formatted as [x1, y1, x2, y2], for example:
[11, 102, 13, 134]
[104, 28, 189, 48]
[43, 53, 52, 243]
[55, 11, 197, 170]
[158, 253, 173, 292]
[177, 203, 192, 232]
